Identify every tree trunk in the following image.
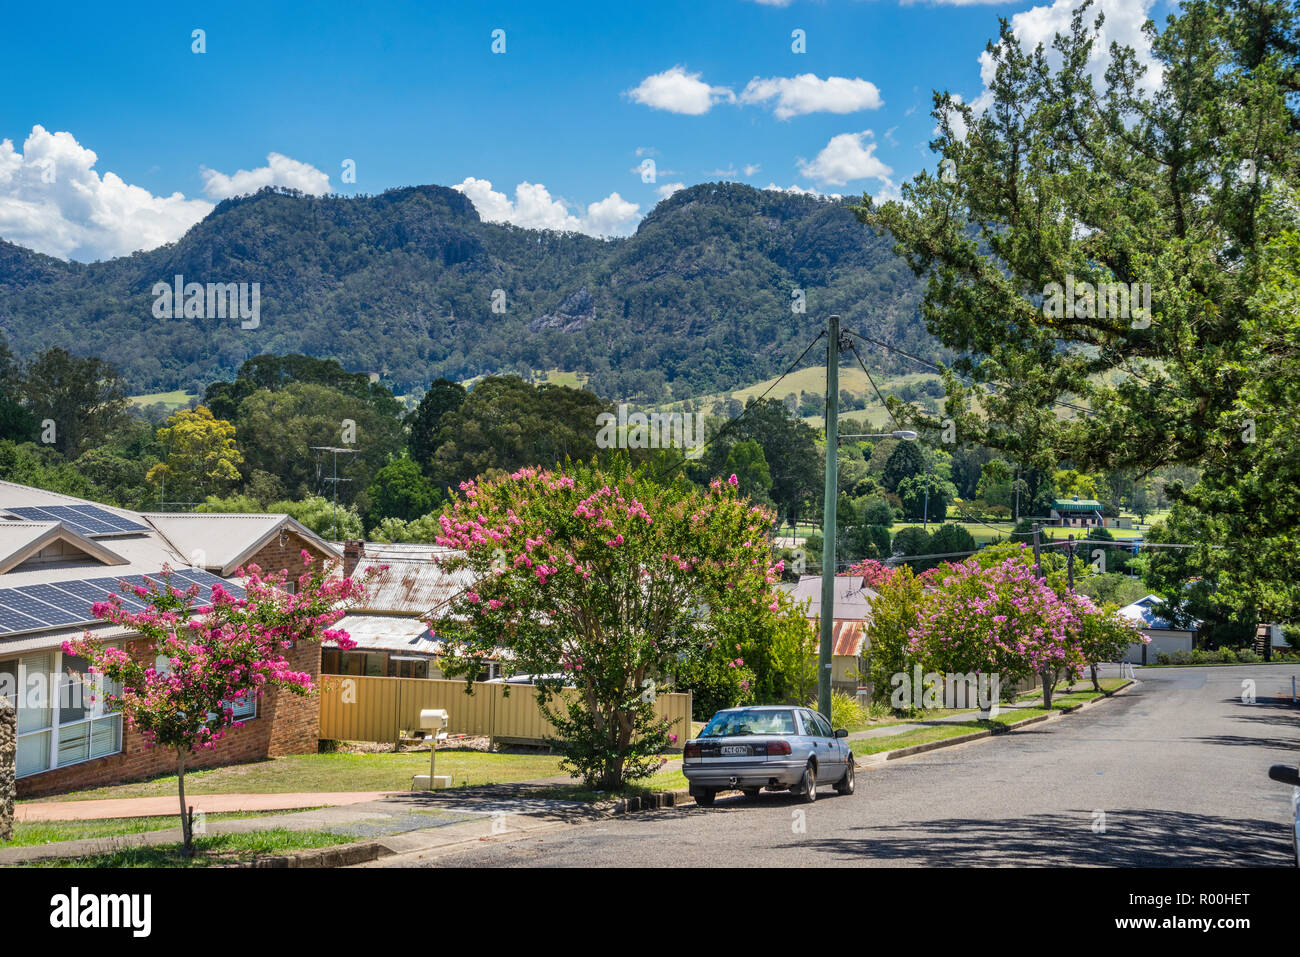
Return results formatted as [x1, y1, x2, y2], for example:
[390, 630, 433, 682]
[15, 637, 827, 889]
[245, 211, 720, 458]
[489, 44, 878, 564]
[1040, 670, 1055, 710]
[1090, 663, 1101, 693]
[177, 749, 193, 858]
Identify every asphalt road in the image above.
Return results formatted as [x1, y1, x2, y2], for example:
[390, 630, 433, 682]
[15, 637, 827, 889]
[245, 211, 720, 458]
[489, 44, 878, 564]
[421, 666, 1300, 867]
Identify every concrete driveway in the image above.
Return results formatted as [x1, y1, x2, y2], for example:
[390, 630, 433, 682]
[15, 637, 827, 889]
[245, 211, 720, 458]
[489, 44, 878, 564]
[414, 665, 1300, 867]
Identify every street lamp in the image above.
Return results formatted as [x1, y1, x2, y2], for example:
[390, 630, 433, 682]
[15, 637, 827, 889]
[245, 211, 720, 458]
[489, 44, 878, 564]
[838, 430, 918, 442]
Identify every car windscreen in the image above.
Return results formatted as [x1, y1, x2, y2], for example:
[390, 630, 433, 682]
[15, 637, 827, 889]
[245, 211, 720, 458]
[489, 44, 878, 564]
[699, 709, 797, 737]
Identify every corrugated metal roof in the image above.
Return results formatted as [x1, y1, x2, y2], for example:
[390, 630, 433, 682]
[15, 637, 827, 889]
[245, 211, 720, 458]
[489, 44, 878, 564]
[143, 513, 340, 575]
[329, 614, 442, 654]
[778, 575, 876, 621]
[831, 620, 865, 658]
[351, 558, 477, 615]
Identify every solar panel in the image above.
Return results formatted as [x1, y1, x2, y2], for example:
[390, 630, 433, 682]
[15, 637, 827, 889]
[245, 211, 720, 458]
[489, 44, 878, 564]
[42, 505, 120, 534]
[84, 576, 149, 611]
[6, 505, 61, 523]
[66, 504, 149, 533]
[40, 580, 118, 617]
[0, 604, 45, 633]
[18, 582, 97, 621]
[0, 594, 81, 626]
[174, 568, 246, 599]
[10, 585, 93, 625]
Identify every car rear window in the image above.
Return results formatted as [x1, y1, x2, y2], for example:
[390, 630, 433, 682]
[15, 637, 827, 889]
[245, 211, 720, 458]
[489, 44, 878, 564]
[700, 709, 797, 737]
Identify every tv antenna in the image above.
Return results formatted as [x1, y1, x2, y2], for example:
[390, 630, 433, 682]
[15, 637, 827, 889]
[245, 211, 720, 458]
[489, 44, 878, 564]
[310, 446, 359, 539]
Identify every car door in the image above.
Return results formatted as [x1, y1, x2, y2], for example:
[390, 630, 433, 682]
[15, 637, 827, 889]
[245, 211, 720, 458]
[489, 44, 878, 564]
[801, 709, 837, 776]
[812, 712, 844, 779]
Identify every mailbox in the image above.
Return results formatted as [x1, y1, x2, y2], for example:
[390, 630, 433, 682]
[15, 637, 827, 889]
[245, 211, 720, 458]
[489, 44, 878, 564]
[414, 709, 451, 791]
[420, 709, 449, 731]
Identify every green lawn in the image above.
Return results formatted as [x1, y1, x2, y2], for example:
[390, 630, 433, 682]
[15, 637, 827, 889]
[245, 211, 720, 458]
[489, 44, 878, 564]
[8, 809, 306, 847]
[850, 681, 1125, 757]
[22, 829, 353, 868]
[22, 749, 570, 804]
[128, 390, 195, 411]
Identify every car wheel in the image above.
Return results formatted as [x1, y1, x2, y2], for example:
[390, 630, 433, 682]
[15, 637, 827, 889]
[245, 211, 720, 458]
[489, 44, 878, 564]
[693, 788, 716, 807]
[742, 787, 761, 799]
[835, 758, 856, 795]
[797, 763, 817, 803]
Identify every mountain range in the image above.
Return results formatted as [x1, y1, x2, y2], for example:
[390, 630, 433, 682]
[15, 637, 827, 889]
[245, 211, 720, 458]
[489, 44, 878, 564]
[0, 182, 936, 402]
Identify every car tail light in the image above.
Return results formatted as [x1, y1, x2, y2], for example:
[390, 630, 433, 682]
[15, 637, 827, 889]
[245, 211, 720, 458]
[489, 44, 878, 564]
[764, 740, 792, 756]
[684, 742, 702, 758]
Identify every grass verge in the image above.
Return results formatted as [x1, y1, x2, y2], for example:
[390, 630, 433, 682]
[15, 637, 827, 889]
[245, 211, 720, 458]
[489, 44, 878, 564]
[21, 829, 353, 868]
[22, 750, 569, 804]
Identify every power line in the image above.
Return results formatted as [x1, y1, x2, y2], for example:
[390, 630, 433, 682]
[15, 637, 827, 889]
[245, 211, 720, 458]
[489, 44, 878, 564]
[842, 327, 1098, 419]
[660, 329, 827, 480]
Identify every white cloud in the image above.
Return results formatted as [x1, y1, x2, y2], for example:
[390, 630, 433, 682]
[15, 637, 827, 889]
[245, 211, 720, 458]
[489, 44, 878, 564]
[740, 74, 884, 119]
[627, 66, 735, 115]
[452, 177, 641, 237]
[796, 131, 894, 187]
[743, 164, 761, 176]
[934, 93, 970, 140]
[656, 182, 686, 199]
[0, 125, 214, 262]
[199, 151, 332, 199]
[970, 0, 1162, 116]
[764, 183, 843, 199]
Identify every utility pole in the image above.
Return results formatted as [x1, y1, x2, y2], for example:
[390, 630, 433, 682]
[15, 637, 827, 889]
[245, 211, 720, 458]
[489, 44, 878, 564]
[1067, 533, 1075, 591]
[1032, 522, 1043, 579]
[818, 315, 841, 721]
[923, 460, 932, 531]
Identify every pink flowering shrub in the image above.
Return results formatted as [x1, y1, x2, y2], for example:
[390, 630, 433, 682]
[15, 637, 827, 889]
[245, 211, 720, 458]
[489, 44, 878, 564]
[63, 555, 373, 855]
[430, 456, 785, 789]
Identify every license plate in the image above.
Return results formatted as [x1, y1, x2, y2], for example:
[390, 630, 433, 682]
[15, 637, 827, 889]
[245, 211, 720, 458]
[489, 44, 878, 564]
[721, 745, 750, 756]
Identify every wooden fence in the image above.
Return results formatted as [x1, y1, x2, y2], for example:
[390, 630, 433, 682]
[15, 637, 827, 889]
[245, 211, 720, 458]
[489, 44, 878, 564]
[318, 675, 691, 751]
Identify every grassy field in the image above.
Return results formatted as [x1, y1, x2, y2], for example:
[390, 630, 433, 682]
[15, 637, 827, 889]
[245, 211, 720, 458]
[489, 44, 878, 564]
[23, 829, 353, 868]
[22, 749, 570, 804]
[128, 390, 195, 411]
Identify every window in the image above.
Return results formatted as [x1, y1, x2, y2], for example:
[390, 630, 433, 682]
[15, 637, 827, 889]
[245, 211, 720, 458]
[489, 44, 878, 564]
[155, 653, 257, 725]
[0, 650, 123, 778]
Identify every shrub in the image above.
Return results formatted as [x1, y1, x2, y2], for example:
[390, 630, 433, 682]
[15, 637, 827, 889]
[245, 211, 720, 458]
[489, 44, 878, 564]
[1156, 652, 1171, 665]
[821, 690, 865, 731]
[1219, 647, 1238, 663]
[1190, 648, 1208, 664]
[1170, 649, 1192, 665]
[1237, 648, 1261, 663]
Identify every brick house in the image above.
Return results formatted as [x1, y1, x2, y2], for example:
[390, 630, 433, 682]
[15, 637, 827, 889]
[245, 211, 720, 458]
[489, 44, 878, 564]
[0, 482, 338, 798]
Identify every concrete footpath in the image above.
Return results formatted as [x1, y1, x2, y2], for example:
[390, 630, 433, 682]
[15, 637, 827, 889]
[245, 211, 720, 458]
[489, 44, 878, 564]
[0, 785, 612, 866]
[15, 790, 400, 822]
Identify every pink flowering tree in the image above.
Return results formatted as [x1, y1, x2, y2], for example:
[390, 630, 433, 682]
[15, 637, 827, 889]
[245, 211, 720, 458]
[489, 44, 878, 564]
[906, 552, 1143, 707]
[430, 456, 786, 790]
[64, 554, 372, 856]
[1070, 591, 1146, 692]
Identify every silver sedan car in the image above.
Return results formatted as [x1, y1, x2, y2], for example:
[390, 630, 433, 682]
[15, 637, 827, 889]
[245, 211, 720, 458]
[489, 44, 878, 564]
[683, 705, 855, 806]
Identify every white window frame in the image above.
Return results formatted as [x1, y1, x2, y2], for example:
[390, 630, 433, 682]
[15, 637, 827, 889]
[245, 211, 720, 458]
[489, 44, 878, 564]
[1, 647, 124, 779]
[155, 653, 259, 725]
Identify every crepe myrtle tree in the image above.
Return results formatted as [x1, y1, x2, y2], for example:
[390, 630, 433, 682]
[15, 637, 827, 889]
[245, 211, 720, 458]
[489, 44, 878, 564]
[63, 554, 373, 857]
[430, 456, 785, 790]
[906, 552, 1143, 707]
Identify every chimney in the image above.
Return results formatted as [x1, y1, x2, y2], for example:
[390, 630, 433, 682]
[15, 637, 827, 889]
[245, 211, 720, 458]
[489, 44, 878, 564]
[343, 539, 364, 577]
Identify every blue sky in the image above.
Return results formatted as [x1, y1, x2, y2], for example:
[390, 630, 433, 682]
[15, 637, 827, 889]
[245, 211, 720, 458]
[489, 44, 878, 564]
[0, 0, 1171, 261]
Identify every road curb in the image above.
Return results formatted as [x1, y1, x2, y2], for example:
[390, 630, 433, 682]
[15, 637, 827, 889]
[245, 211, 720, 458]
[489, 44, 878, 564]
[225, 839, 394, 869]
